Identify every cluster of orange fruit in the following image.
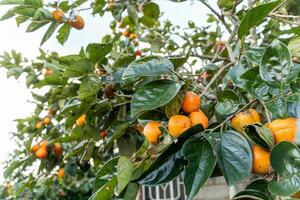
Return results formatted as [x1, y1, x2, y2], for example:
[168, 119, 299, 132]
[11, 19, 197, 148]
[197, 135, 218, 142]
[231, 109, 298, 174]
[35, 109, 56, 129]
[52, 9, 85, 30]
[121, 29, 141, 56]
[143, 91, 209, 144]
[31, 141, 62, 159]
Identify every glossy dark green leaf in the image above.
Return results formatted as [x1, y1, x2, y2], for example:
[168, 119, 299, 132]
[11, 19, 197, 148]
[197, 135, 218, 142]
[164, 91, 184, 118]
[217, 131, 252, 186]
[93, 157, 119, 192]
[169, 56, 188, 70]
[122, 58, 174, 80]
[89, 176, 117, 200]
[57, 23, 71, 45]
[117, 156, 134, 194]
[241, 66, 271, 101]
[63, 59, 94, 78]
[238, 0, 283, 38]
[182, 137, 217, 199]
[269, 141, 300, 196]
[260, 40, 292, 87]
[266, 98, 287, 118]
[243, 124, 275, 150]
[246, 47, 265, 65]
[232, 189, 270, 200]
[137, 141, 186, 185]
[215, 90, 240, 116]
[228, 64, 247, 89]
[131, 80, 183, 116]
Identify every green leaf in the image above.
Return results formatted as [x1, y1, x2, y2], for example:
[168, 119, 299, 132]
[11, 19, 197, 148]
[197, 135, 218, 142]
[131, 80, 183, 116]
[93, 157, 119, 192]
[137, 142, 185, 185]
[288, 35, 300, 57]
[0, 0, 24, 5]
[89, 176, 118, 200]
[122, 58, 174, 80]
[243, 124, 275, 150]
[164, 91, 184, 118]
[123, 183, 139, 200]
[63, 59, 94, 78]
[86, 43, 112, 62]
[57, 23, 71, 45]
[182, 137, 217, 199]
[238, 0, 283, 38]
[26, 21, 48, 32]
[143, 2, 160, 19]
[40, 21, 60, 46]
[215, 90, 240, 116]
[78, 76, 102, 100]
[269, 141, 300, 196]
[117, 156, 134, 194]
[217, 131, 252, 186]
[245, 47, 265, 65]
[266, 98, 287, 118]
[260, 39, 292, 88]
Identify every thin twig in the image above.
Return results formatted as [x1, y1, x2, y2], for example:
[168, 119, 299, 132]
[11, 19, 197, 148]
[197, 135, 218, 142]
[199, 0, 231, 33]
[201, 62, 234, 95]
[209, 99, 257, 132]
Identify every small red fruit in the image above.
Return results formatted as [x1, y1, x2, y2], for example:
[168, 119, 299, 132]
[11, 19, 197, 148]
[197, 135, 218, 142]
[135, 50, 142, 57]
[101, 130, 107, 139]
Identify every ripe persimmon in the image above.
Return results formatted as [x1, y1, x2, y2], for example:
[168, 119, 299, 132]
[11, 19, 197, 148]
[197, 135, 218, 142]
[52, 9, 65, 23]
[181, 91, 200, 113]
[35, 147, 48, 159]
[292, 192, 300, 199]
[43, 117, 51, 125]
[57, 168, 65, 179]
[76, 114, 86, 127]
[44, 68, 53, 76]
[122, 30, 130, 37]
[40, 140, 48, 149]
[252, 145, 270, 174]
[231, 109, 261, 133]
[129, 33, 137, 40]
[53, 143, 62, 156]
[35, 121, 43, 129]
[266, 118, 297, 144]
[189, 110, 209, 129]
[31, 144, 40, 153]
[143, 122, 162, 144]
[69, 15, 85, 30]
[168, 115, 192, 137]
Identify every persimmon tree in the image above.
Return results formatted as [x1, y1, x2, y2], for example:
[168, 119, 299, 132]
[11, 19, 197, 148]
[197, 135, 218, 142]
[0, 0, 300, 199]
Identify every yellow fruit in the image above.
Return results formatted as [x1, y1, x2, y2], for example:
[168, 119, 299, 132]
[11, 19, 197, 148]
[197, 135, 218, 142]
[266, 118, 297, 144]
[76, 114, 86, 127]
[231, 109, 261, 133]
[39, 140, 48, 149]
[182, 91, 201, 113]
[168, 115, 192, 137]
[143, 122, 162, 144]
[129, 32, 137, 40]
[252, 145, 270, 174]
[189, 110, 209, 129]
